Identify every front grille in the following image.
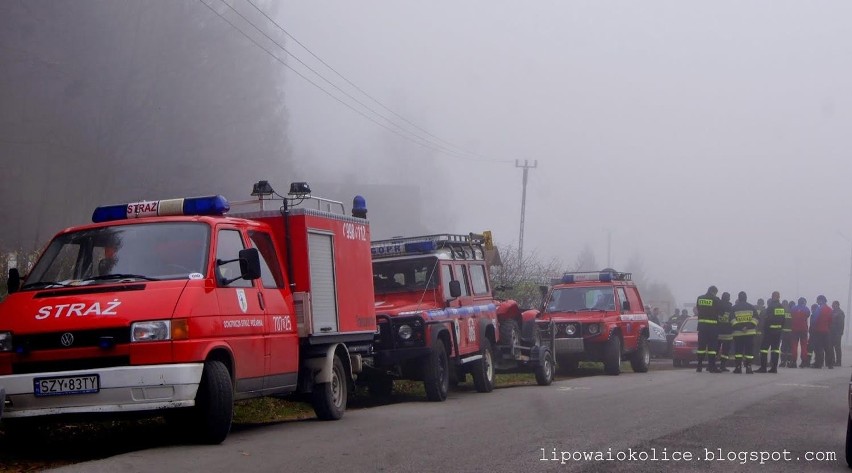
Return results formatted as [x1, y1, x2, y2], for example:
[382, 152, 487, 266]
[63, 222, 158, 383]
[14, 328, 130, 352]
[12, 356, 131, 374]
[374, 315, 425, 349]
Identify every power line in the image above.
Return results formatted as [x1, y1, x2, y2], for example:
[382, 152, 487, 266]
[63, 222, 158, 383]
[197, 0, 512, 164]
[243, 0, 503, 163]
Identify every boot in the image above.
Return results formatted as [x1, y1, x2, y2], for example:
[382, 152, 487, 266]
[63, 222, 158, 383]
[732, 360, 742, 374]
[768, 353, 779, 373]
[745, 363, 754, 374]
[719, 359, 730, 372]
[696, 360, 703, 373]
[708, 360, 721, 373]
[755, 353, 768, 373]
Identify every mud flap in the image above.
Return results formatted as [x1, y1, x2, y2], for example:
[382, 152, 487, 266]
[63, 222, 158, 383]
[304, 344, 351, 384]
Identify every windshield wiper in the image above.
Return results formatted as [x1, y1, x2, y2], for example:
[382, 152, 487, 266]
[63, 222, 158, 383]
[85, 274, 160, 282]
[20, 281, 73, 289]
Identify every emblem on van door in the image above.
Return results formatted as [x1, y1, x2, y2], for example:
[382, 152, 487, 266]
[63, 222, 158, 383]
[60, 332, 75, 347]
[236, 289, 248, 313]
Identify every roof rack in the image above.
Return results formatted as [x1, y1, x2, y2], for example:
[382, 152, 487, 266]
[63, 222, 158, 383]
[371, 233, 485, 260]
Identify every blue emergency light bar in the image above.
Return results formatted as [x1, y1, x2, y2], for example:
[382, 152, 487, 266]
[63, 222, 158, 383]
[371, 240, 437, 257]
[560, 271, 631, 284]
[92, 195, 230, 223]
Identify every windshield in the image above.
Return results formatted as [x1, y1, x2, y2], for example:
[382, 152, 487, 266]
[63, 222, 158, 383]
[679, 318, 698, 333]
[25, 222, 210, 288]
[372, 257, 439, 295]
[545, 286, 616, 312]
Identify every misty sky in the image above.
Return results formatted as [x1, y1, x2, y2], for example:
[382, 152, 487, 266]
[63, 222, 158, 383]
[2, 1, 851, 310]
[276, 1, 852, 307]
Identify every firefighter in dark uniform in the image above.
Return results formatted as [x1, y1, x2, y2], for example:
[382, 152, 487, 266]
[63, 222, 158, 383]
[731, 291, 757, 374]
[757, 291, 785, 373]
[716, 292, 734, 372]
[696, 285, 722, 373]
[780, 300, 794, 367]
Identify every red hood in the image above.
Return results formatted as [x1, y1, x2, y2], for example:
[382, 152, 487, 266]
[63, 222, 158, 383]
[674, 331, 698, 343]
[0, 280, 189, 334]
[374, 290, 442, 316]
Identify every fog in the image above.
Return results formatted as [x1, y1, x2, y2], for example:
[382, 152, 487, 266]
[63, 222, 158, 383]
[2, 1, 852, 308]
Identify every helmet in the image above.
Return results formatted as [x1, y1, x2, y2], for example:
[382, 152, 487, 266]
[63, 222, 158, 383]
[817, 295, 827, 304]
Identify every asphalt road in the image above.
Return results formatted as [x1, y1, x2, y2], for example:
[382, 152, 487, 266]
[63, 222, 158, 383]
[48, 357, 850, 473]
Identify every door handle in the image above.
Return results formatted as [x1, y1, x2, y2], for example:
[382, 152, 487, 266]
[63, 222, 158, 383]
[257, 292, 265, 310]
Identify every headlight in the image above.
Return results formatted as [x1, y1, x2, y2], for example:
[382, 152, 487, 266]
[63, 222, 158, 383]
[588, 324, 600, 335]
[132, 320, 172, 342]
[398, 324, 413, 340]
[674, 340, 685, 347]
[0, 331, 12, 352]
[564, 324, 576, 336]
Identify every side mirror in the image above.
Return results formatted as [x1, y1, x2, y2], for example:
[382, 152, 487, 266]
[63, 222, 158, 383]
[7, 268, 20, 294]
[622, 300, 630, 312]
[449, 280, 462, 298]
[238, 248, 262, 280]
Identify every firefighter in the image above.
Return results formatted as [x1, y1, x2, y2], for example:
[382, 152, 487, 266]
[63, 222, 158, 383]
[831, 300, 845, 367]
[753, 297, 766, 360]
[790, 297, 810, 368]
[731, 291, 758, 374]
[695, 285, 722, 373]
[716, 292, 734, 372]
[811, 295, 834, 368]
[780, 300, 794, 367]
[756, 291, 785, 373]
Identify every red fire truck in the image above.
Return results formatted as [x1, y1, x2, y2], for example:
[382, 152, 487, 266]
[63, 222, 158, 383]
[0, 181, 376, 443]
[537, 270, 650, 376]
[365, 233, 554, 401]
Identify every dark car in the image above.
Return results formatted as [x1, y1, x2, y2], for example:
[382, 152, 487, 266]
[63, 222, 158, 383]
[648, 321, 669, 358]
[672, 317, 698, 367]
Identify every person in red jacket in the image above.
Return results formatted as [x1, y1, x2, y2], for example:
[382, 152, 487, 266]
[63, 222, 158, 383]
[810, 295, 834, 369]
[790, 297, 810, 368]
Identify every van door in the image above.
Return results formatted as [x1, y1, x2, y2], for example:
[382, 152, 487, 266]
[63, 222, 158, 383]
[249, 230, 298, 392]
[214, 228, 266, 394]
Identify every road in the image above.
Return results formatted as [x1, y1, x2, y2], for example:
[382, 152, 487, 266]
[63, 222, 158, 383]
[43, 358, 849, 472]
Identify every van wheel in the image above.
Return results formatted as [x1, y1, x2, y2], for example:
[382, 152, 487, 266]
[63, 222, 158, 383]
[424, 339, 450, 402]
[471, 338, 495, 393]
[603, 336, 622, 376]
[312, 355, 347, 420]
[535, 350, 555, 386]
[192, 360, 233, 444]
[630, 337, 650, 373]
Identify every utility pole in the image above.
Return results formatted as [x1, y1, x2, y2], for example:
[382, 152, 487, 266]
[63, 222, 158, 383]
[516, 159, 537, 264]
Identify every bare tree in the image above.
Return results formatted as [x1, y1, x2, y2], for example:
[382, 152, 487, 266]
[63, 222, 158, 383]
[490, 244, 562, 309]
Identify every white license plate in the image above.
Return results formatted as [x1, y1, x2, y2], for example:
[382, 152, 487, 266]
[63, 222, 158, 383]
[33, 374, 100, 397]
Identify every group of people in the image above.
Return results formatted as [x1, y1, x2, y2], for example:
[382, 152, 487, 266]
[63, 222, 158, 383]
[690, 286, 845, 374]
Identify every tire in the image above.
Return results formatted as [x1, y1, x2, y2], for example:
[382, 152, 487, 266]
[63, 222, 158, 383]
[499, 319, 521, 357]
[192, 360, 234, 444]
[367, 375, 393, 400]
[535, 350, 555, 386]
[471, 338, 495, 393]
[630, 337, 651, 373]
[312, 355, 347, 420]
[846, 414, 852, 467]
[424, 339, 450, 402]
[603, 335, 622, 376]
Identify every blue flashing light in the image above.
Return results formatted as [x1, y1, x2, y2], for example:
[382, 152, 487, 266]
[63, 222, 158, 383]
[353, 195, 367, 212]
[404, 241, 437, 253]
[92, 195, 230, 223]
[182, 195, 230, 216]
[561, 272, 614, 284]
